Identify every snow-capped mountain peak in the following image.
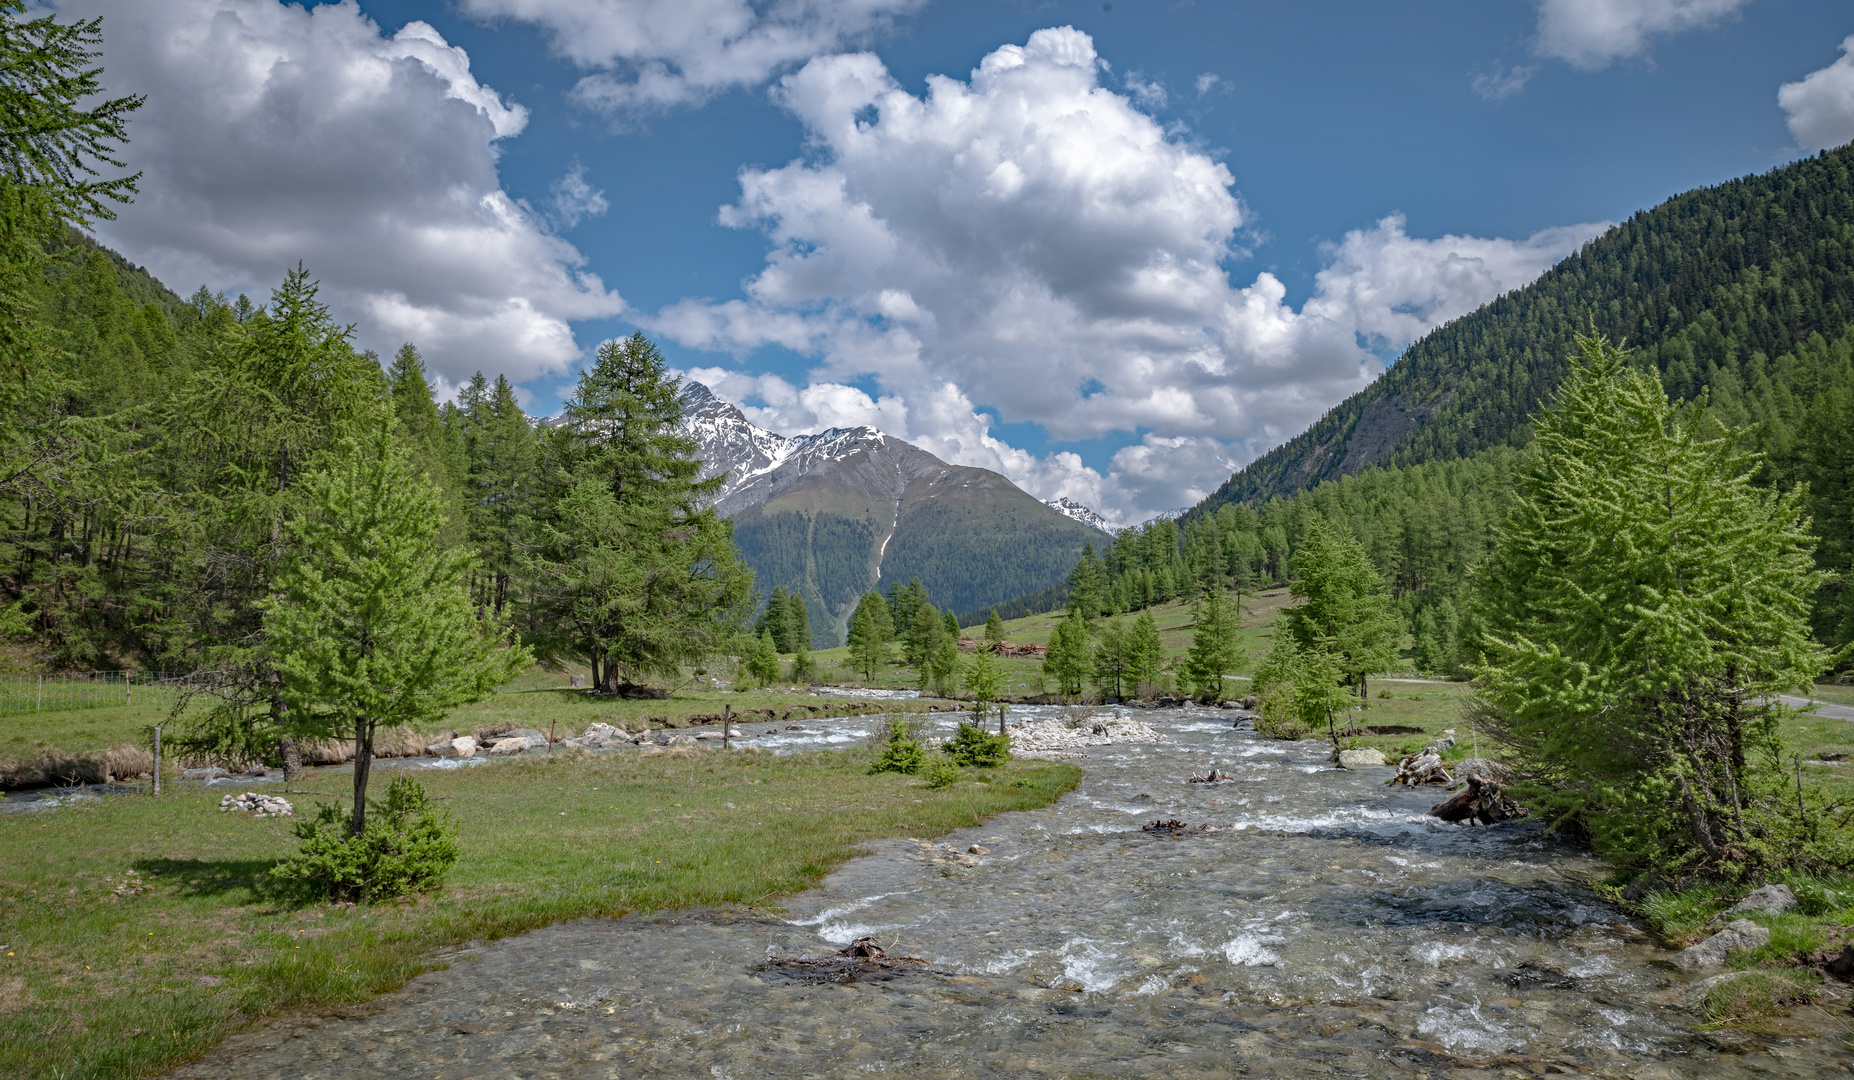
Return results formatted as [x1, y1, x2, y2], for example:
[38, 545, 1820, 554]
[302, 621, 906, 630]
[1043, 496, 1114, 535]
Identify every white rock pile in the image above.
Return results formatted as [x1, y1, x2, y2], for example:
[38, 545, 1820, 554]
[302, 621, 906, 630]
[1007, 713, 1168, 759]
[219, 791, 293, 817]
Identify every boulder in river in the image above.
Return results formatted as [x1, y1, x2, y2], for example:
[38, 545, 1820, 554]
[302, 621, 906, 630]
[1337, 747, 1387, 769]
[1671, 919, 1770, 974]
[428, 736, 477, 759]
[1189, 768, 1235, 783]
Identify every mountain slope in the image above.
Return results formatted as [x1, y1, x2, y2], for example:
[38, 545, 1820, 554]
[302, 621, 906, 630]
[678, 382, 1105, 644]
[1195, 144, 1854, 516]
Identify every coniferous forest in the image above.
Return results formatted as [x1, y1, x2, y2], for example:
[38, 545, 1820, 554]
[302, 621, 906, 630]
[1038, 145, 1854, 680]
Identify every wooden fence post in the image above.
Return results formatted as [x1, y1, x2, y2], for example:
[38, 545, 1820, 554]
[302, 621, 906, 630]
[152, 724, 162, 796]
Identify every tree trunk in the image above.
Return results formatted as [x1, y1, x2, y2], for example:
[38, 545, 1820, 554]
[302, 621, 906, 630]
[278, 735, 302, 782]
[350, 718, 374, 836]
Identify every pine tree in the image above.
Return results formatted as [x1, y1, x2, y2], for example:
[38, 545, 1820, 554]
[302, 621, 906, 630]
[1126, 609, 1164, 697]
[1043, 608, 1090, 698]
[267, 431, 528, 835]
[783, 589, 812, 652]
[1184, 586, 1244, 702]
[1068, 543, 1104, 620]
[525, 335, 753, 692]
[1800, 371, 1854, 653]
[1092, 620, 1132, 701]
[924, 608, 960, 696]
[1472, 335, 1830, 869]
[756, 585, 791, 651]
[459, 373, 538, 618]
[846, 590, 894, 681]
[1287, 517, 1401, 704]
[386, 344, 464, 544]
[962, 647, 1005, 732]
[745, 629, 780, 687]
[984, 609, 1006, 644]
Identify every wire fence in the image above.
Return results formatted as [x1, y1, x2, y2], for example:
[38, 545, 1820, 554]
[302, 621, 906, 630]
[0, 670, 192, 718]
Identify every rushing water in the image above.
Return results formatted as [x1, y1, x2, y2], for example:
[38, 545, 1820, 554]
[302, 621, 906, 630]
[176, 705, 1853, 1079]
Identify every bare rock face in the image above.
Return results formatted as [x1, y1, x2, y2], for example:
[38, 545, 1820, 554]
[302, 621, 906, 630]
[1671, 919, 1771, 974]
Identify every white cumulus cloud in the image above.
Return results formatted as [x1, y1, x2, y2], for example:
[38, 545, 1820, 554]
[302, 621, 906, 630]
[1780, 35, 1854, 151]
[459, 0, 927, 114]
[1531, 0, 1749, 70]
[61, 0, 623, 384]
[652, 28, 1605, 524]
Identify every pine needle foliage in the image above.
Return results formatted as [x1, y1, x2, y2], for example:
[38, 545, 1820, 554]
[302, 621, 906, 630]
[266, 431, 528, 835]
[1185, 586, 1245, 702]
[1471, 335, 1834, 873]
[525, 335, 752, 692]
[1286, 516, 1401, 703]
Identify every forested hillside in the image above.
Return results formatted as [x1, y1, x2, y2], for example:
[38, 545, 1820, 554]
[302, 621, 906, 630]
[1197, 145, 1854, 511]
[1023, 144, 1854, 673]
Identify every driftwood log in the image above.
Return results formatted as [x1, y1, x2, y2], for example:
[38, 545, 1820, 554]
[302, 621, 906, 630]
[1429, 759, 1527, 825]
[1387, 734, 1456, 786]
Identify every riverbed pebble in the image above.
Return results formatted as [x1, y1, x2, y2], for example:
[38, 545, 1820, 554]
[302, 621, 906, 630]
[1007, 714, 1167, 758]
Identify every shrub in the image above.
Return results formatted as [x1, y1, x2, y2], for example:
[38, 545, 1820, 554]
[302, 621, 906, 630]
[868, 719, 926, 775]
[942, 721, 1011, 767]
[922, 759, 961, 788]
[270, 776, 460, 902]
[1252, 709, 1309, 741]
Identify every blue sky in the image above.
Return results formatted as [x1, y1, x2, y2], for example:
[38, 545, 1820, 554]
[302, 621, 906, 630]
[66, 0, 1854, 522]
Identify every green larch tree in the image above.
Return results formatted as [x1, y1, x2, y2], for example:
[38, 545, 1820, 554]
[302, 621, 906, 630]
[1043, 608, 1090, 698]
[1184, 586, 1245, 702]
[266, 431, 528, 835]
[1286, 517, 1401, 704]
[524, 335, 752, 692]
[1471, 335, 1832, 870]
[846, 589, 894, 681]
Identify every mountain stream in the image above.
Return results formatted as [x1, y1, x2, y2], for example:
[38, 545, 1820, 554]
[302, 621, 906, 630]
[177, 705, 1854, 1079]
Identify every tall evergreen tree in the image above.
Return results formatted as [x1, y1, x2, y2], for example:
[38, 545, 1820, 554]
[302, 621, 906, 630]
[1472, 336, 1830, 869]
[783, 589, 812, 651]
[267, 431, 527, 834]
[846, 589, 893, 681]
[1286, 517, 1401, 703]
[1127, 609, 1164, 697]
[1184, 586, 1244, 702]
[1043, 608, 1090, 698]
[1800, 370, 1854, 654]
[525, 335, 752, 692]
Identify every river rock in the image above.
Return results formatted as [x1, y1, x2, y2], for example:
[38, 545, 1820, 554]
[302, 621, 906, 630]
[1008, 714, 1167, 758]
[1725, 884, 1798, 918]
[219, 791, 293, 817]
[503, 727, 551, 749]
[1337, 747, 1387, 769]
[1671, 919, 1770, 973]
[429, 735, 477, 759]
[487, 737, 528, 756]
[181, 767, 230, 781]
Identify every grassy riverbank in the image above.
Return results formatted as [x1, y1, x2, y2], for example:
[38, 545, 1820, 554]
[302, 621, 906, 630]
[0, 745, 1080, 1079]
